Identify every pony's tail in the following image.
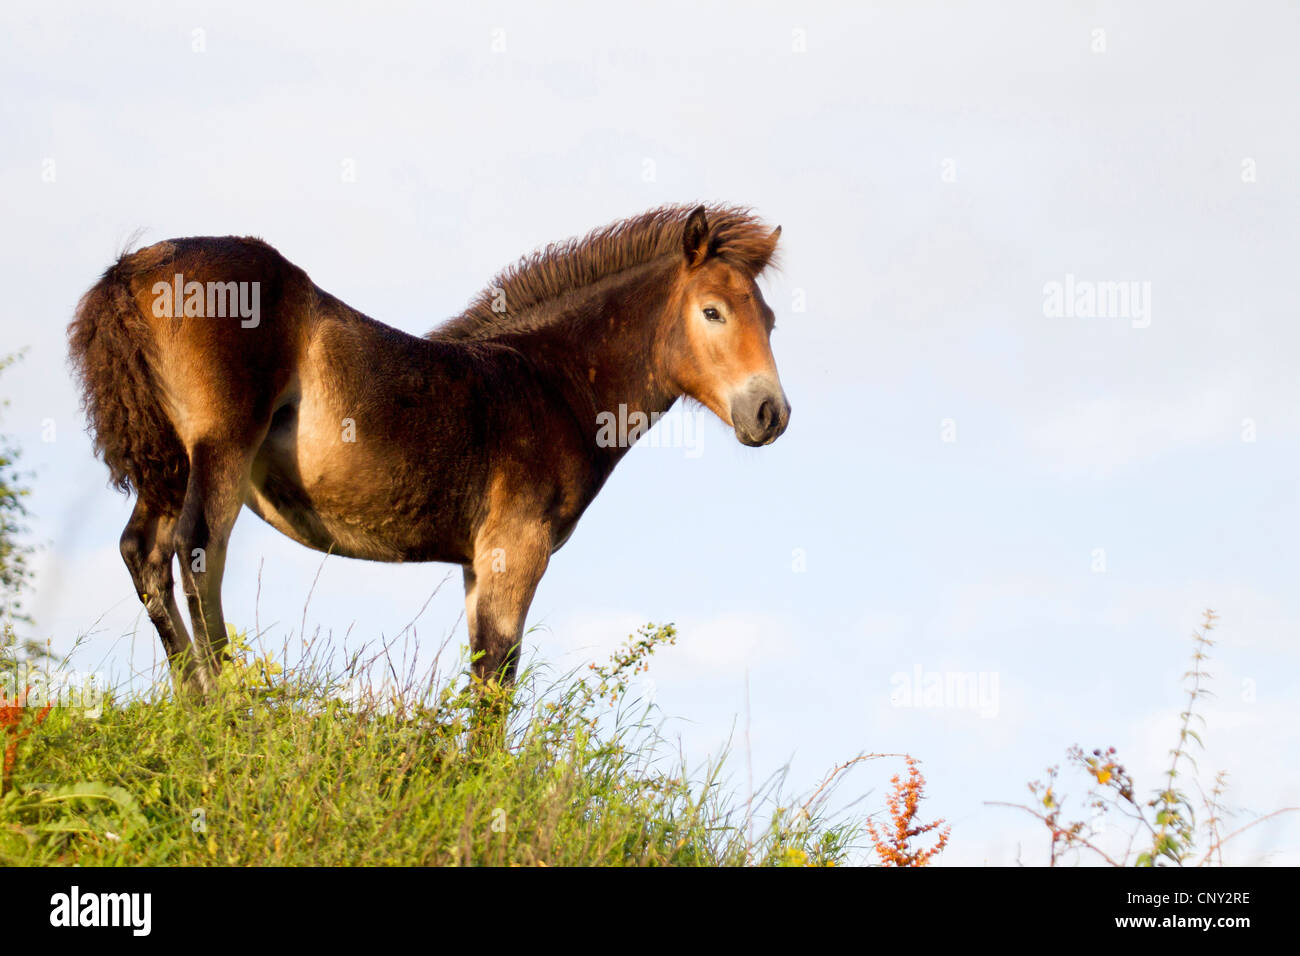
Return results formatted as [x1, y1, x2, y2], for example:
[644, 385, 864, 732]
[67, 245, 188, 511]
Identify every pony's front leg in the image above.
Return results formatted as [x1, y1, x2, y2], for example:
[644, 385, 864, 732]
[463, 518, 551, 686]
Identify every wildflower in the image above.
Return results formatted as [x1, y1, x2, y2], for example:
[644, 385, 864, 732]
[866, 756, 951, 867]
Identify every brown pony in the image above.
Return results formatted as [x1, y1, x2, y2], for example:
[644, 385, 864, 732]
[68, 204, 790, 693]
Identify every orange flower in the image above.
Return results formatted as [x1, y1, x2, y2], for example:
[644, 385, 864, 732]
[1, 688, 52, 795]
[865, 756, 951, 867]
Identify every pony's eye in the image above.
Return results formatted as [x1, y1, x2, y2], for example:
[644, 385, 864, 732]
[703, 307, 723, 323]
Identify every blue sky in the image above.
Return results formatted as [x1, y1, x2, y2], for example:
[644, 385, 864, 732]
[2, 1, 1297, 864]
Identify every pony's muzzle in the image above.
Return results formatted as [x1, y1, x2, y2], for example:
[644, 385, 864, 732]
[730, 376, 791, 447]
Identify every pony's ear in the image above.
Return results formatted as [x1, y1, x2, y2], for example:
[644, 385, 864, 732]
[732, 224, 782, 275]
[682, 206, 710, 267]
[756, 224, 782, 271]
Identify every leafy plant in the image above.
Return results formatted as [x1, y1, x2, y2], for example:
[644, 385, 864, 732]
[991, 610, 1298, 866]
[0, 352, 34, 623]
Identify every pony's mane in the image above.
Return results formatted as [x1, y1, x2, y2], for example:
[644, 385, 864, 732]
[431, 203, 778, 341]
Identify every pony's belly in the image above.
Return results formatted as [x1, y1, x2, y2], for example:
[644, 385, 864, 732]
[244, 477, 468, 563]
[243, 486, 397, 561]
[247, 420, 469, 564]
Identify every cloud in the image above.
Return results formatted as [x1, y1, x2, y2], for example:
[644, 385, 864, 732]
[1026, 385, 1240, 477]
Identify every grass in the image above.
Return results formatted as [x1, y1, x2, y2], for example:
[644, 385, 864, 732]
[0, 623, 928, 866]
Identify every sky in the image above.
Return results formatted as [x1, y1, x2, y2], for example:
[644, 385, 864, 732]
[2, 1, 1298, 865]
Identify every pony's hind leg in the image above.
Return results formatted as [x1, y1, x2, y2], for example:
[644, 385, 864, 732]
[175, 439, 255, 681]
[120, 498, 209, 693]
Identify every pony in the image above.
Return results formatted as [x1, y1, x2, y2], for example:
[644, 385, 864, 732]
[68, 204, 790, 692]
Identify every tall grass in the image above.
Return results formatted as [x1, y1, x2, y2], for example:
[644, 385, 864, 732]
[0, 623, 910, 866]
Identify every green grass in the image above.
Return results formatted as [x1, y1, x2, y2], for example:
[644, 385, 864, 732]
[1, 624, 875, 866]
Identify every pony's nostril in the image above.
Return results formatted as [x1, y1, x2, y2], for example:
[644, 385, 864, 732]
[757, 398, 775, 431]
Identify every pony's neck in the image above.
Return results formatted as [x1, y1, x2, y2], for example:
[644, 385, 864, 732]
[513, 257, 682, 464]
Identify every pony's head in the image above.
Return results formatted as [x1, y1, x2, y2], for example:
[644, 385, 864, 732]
[667, 206, 790, 447]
